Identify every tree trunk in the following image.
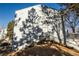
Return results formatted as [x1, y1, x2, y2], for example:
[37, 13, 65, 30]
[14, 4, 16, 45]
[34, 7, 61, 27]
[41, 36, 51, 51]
[56, 31, 62, 44]
[61, 14, 67, 46]
[72, 27, 75, 33]
[72, 27, 75, 41]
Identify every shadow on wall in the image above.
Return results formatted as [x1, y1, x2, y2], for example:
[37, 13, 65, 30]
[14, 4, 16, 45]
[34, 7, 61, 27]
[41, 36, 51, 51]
[12, 25, 51, 50]
[12, 6, 58, 50]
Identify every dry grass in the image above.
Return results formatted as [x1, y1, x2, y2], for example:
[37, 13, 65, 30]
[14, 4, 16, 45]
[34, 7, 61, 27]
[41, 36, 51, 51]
[8, 41, 71, 56]
[1, 40, 79, 56]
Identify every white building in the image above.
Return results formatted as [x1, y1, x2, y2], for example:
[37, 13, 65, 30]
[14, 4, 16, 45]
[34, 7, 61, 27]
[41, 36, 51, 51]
[13, 4, 63, 50]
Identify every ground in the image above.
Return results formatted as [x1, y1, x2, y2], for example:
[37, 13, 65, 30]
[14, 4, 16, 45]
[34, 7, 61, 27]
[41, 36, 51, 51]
[6, 40, 79, 56]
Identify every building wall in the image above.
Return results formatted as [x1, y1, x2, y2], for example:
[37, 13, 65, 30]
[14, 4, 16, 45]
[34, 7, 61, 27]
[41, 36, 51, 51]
[13, 5, 63, 50]
[0, 28, 7, 40]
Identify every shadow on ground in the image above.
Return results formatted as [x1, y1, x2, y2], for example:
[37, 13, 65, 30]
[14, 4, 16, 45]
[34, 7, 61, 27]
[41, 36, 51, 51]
[15, 46, 64, 56]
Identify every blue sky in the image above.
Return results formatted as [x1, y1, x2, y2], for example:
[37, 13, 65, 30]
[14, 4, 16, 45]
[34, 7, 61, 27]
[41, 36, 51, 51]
[0, 3, 61, 28]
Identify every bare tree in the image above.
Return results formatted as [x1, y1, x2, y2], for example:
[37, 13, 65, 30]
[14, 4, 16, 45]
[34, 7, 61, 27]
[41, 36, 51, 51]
[65, 10, 79, 33]
[61, 12, 66, 45]
[52, 13, 62, 44]
[59, 4, 79, 45]
[58, 4, 68, 46]
[41, 5, 62, 43]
